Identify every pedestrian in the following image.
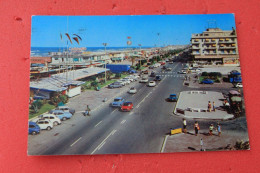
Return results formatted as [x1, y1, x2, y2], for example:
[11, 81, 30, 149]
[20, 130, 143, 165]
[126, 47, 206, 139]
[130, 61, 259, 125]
[183, 118, 187, 133]
[194, 121, 200, 136]
[212, 101, 216, 112]
[209, 124, 214, 136]
[216, 123, 221, 137]
[208, 101, 212, 112]
[85, 105, 91, 116]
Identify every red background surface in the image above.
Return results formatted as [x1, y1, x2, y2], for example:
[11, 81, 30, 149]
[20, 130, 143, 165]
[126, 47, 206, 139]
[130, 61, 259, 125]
[0, 0, 260, 172]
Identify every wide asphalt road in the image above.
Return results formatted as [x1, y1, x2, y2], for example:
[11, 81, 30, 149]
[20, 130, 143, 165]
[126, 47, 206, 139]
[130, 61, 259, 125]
[28, 61, 186, 155]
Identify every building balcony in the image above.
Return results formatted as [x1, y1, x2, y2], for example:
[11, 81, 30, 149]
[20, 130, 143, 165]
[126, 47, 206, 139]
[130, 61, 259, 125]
[204, 47, 217, 49]
[219, 47, 236, 49]
[192, 47, 200, 49]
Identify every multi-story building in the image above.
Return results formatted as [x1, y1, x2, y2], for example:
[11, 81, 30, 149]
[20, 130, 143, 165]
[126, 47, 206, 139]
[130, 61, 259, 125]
[191, 28, 239, 66]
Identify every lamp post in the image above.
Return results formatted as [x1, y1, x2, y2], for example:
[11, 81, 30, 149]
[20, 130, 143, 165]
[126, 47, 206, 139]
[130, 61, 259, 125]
[138, 44, 142, 68]
[103, 43, 108, 83]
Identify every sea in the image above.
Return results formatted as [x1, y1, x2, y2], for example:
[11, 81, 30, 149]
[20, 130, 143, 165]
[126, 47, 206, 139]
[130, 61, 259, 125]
[31, 47, 151, 57]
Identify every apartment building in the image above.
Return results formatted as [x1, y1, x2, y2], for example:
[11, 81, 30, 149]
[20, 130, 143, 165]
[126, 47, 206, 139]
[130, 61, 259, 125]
[191, 28, 239, 66]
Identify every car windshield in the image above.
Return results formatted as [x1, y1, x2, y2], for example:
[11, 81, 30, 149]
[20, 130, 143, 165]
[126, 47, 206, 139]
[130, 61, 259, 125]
[170, 94, 176, 97]
[123, 102, 131, 106]
[130, 87, 135, 90]
[114, 99, 121, 102]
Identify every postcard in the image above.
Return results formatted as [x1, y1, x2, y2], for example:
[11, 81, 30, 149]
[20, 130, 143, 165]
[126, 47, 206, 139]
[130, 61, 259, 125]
[28, 14, 249, 155]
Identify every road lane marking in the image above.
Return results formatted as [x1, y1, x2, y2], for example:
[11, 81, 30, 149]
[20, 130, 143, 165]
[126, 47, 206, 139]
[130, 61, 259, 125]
[95, 121, 103, 127]
[70, 137, 82, 147]
[111, 109, 117, 114]
[129, 112, 133, 115]
[97, 141, 106, 150]
[121, 119, 126, 124]
[91, 129, 117, 154]
[136, 105, 140, 108]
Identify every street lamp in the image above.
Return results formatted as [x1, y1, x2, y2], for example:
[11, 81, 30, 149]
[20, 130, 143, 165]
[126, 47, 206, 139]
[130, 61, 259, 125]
[103, 43, 108, 83]
[138, 44, 142, 67]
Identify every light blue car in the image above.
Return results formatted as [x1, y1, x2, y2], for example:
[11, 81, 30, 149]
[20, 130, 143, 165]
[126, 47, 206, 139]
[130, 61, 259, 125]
[51, 110, 72, 121]
[110, 97, 125, 107]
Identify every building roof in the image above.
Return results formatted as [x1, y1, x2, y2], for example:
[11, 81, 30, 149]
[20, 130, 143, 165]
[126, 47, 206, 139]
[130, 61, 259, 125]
[30, 67, 109, 92]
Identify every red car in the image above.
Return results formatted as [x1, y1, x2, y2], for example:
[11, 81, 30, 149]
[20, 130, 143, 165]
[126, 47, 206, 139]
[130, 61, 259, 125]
[121, 102, 133, 112]
[160, 61, 166, 65]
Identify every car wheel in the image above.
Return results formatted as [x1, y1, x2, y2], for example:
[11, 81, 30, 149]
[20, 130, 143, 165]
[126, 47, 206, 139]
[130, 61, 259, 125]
[46, 126, 51, 131]
[62, 117, 67, 121]
[32, 131, 37, 135]
[53, 121, 58, 126]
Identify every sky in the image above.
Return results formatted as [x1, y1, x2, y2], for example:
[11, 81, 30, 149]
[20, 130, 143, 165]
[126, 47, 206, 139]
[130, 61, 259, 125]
[31, 14, 236, 48]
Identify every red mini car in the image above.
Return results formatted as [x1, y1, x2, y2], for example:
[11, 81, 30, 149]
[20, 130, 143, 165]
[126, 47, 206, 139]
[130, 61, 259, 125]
[121, 102, 133, 112]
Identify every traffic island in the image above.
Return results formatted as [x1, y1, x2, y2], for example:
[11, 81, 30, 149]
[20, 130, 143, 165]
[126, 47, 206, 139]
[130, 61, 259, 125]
[174, 91, 234, 120]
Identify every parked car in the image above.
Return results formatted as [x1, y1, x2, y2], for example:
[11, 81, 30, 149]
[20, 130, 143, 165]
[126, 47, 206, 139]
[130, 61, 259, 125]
[162, 66, 167, 70]
[139, 77, 149, 83]
[150, 71, 156, 77]
[154, 63, 161, 67]
[38, 114, 61, 126]
[178, 70, 187, 74]
[51, 110, 72, 121]
[201, 79, 214, 84]
[53, 106, 75, 115]
[128, 87, 137, 94]
[169, 61, 173, 64]
[129, 75, 139, 81]
[123, 77, 134, 82]
[235, 83, 243, 88]
[117, 80, 127, 86]
[160, 61, 166, 65]
[121, 79, 131, 84]
[142, 70, 149, 74]
[149, 65, 154, 69]
[154, 75, 162, 81]
[166, 68, 172, 71]
[36, 119, 53, 130]
[121, 102, 134, 112]
[167, 94, 178, 102]
[148, 81, 156, 87]
[108, 82, 123, 88]
[111, 97, 125, 107]
[28, 121, 41, 135]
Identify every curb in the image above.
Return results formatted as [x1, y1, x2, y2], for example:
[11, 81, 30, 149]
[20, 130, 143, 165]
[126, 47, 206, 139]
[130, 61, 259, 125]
[173, 91, 182, 115]
[160, 135, 169, 153]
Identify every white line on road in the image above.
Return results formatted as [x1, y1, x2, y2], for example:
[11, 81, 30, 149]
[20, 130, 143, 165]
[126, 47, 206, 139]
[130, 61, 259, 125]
[129, 112, 133, 115]
[70, 137, 82, 147]
[111, 109, 117, 114]
[91, 129, 117, 154]
[94, 121, 103, 127]
[136, 105, 140, 108]
[121, 119, 126, 124]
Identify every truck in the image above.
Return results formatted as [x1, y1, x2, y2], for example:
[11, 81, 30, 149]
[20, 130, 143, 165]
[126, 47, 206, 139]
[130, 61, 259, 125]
[105, 64, 136, 73]
[228, 70, 242, 83]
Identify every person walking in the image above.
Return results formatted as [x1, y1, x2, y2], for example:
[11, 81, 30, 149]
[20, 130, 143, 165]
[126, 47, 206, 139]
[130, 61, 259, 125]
[85, 105, 91, 116]
[209, 124, 214, 136]
[194, 121, 200, 136]
[212, 101, 216, 112]
[208, 101, 212, 112]
[216, 123, 221, 137]
[183, 118, 187, 133]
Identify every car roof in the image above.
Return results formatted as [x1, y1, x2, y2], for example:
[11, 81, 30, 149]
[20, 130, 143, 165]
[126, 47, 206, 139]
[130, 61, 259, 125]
[29, 121, 37, 125]
[115, 97, 123, 99]
[170, 94, 176, 96]
[52, 110, 64, 113]
[58, 106, 68, 108]
[124, 101, 132, 104]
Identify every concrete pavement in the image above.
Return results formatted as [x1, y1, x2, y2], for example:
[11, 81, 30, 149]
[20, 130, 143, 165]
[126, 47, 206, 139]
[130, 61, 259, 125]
[174, 91, 234, 120]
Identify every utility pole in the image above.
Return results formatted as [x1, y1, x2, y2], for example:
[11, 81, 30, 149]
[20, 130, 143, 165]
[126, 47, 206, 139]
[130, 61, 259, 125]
[138, 44, 142, 67]
[103, 43, 108, 83]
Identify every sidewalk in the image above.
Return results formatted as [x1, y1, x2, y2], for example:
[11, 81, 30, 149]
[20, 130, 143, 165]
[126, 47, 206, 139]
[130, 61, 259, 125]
[162, 129, 249, 152]
[174, 91, 234, 120]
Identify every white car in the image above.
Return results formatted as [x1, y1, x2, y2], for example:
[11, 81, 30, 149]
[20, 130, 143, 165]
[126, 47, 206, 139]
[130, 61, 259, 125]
[154, 63, 161, 67]
[36, 119, 53, 130]
[128, 87, 137, 94]
[38, 114, 61, 126]
[148, 81, 156, 87]
[121, 79, 131, 84]
[117, 79, 127, 86]
[235, 83, 243, 88]
[123, 77, 134, 82]
[139, 78, 149, 83]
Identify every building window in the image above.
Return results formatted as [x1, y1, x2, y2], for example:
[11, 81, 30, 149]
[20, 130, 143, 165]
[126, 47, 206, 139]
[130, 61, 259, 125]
[55, 58, 58, 60]
[233, 50, 236, 54]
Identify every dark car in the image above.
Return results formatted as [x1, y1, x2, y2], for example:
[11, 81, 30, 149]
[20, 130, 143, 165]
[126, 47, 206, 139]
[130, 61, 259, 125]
[108, 82, 123, 88]
[150, 72, 156, 77]
[154, 75, 162, 81]
[201, 79, 214, 84]
[28, 121, 41, 135]
[168, 94, 178, 102]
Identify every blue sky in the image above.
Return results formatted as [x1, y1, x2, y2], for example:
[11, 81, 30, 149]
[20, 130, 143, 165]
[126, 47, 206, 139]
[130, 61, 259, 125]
[31, 14, 236, 47]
